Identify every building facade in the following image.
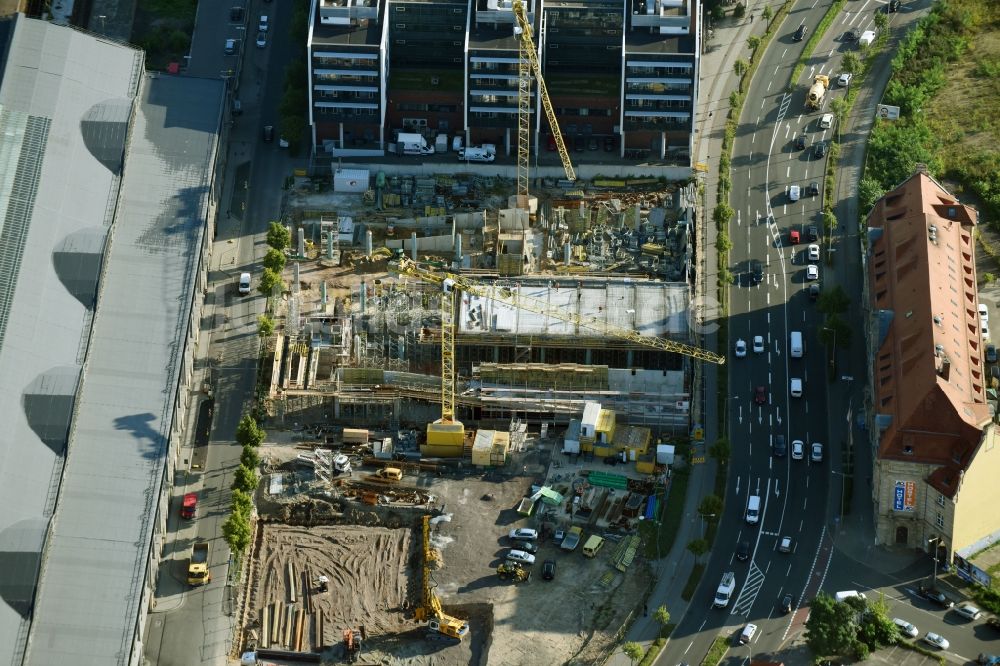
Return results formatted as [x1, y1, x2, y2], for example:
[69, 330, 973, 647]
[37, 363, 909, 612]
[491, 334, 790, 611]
[307, 0, 699, 164]
[864, 170, 1000, 566]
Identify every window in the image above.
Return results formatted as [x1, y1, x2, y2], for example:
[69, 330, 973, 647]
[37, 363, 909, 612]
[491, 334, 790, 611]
[937, 493, 946, 507]
[396, 23, 406, 29]
[935, 513, 944, 528]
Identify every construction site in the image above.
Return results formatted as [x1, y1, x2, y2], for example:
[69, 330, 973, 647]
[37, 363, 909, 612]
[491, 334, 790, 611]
[232, 4, 721, 663]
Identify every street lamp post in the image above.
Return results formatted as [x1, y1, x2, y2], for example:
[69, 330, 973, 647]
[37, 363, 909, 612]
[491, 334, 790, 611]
[928, 536, 940, 586]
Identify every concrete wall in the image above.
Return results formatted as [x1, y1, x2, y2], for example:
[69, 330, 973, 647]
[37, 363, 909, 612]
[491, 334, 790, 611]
[953, 425, 1000, 555]
[874, 458, 944, 549]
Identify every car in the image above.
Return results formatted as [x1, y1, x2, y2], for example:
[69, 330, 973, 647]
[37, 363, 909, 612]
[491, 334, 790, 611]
[753, 335, 765, 353]
[604, 136, 615, 152]
[587, 137, 599, 151]
[789, 185, 801, 202]
[790, 377, 803, 397]
[256, 31, 267, 48]
[542, 559, 556, 580]
[573, 135, 586, 152]
[979, 654, 1000, 665]
[795, 134, 808, 150]
[509, 528, 538, 540]
[811, 442, 823, 462]
[984, 320, 991, 341]
[603, 455, 620, 466]
[262, 125, 274, 142]
[791, 439, 804, 459]
[838, 72, 853, 87]
[224, 38, 236, 55]
[893, 618, 919, 638]
[789, 229, 801, 244]
[980, 303, 990, 323]
[808, 244, 820, 261]
[807, 225, 819, 241]
[739, 623, 758, 644]
[238, 272, 252, 295]
[918, 585, 954, 608]
[885, 0, 900, 12]
[735, 339, 747, 358]
[259, 15, 269, 31]
[806, 264, 819, 281]
[511, 540, 538, 554]
[814, 141, 827, 158]
[754, 386, 767, 405]
[809, 284, 820, 301]
[793, 24, 806, 41]
[554, 528, 565, 543]
[778, 536, 793, 553]
[844, 29, 859, 41]
[780, 594, 794, 614]
[819, 113, 834, 129]
[808, 181, 820, 196]
[230, 6, 244, 22]
[922, 632, 949, 650]
[954, 603, 982, 620]
[749, 260, 764, 284]
[736, 540, 751, 561]
[988, 617, 1000, 631]
[773, 435, 787, 457]
[506, 549, 535, 565]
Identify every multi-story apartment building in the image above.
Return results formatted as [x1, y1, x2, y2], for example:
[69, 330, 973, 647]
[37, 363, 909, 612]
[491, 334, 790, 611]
[863, 170, 1000, 567]
[307, 0, 699, 164]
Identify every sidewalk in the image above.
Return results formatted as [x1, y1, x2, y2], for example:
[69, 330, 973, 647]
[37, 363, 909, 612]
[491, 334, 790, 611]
[603, 6, 771, 664]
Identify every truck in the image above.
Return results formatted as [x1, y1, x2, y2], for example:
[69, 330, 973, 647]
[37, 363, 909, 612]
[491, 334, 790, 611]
[806, 75, 829, 109]
[560, 526, 583, 552]
[188, 542, 210, 586]
[497, 562, 531, 582]
[713, 571, 736, 608]
[180, 492, 197, 519]
[396, 132, 434, 156]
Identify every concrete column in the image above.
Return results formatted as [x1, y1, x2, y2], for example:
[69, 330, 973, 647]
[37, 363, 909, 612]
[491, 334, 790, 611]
[297, 227, 305, 257]
[411, 232, 418, 261]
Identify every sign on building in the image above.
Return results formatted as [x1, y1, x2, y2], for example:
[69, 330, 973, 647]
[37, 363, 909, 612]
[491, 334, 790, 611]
[876, 104, 901, 120]
[893, 480, 916, 511]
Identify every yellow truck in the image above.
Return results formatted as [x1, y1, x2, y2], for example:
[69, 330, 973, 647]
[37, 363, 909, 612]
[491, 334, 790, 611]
[188, 542, 210, 586]
[582, 535, 605, 558]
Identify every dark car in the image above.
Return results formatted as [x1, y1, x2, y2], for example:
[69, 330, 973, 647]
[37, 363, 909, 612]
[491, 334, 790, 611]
[262, 125, 274, 142]
[809, 283, 820, 301]
[588, 137, 599, 151]
[773, 435, 787, 457]
[603, 455, 620, 466]
[808, 182, 820, 196]
[987, 617, 1000, 631]
[511, 540, 538, 554]
[574, 135, 586, 152]
[919, 585, 954, 608]
[604, 136, 615, 152]
[807, 225, 819, 242]
[794, 24, 807, 41]
[230, 6, 244, 22]
[736, 540, 751, 561]
[749, 259, 764, 284]
[754, 386, 767, 405]
[795, 135, 808, 150]
[844, 29, 859, 41]
[780, 594, 794, 614]
[987, 344, 997, 363]
[885, 0, 900, 12]
[542, 559, 556, 580]
[814, 141, 827, 158]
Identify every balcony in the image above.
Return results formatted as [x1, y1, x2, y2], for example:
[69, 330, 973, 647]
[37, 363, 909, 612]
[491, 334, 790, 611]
[629, 0, 690, 32]
[320, 0, 379, 26]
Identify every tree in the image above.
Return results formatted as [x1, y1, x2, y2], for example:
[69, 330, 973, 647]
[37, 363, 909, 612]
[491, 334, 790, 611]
[985, 273, 997, 284]
[733, 58, 750, 77]
[653, 606, 671, 637]
[710, 5, 724, 22]
[622, 642, 644, 665]
[873, 11, 889, 33]
[240, 444, 261, 471]
[805, 592, 860, 657]
[687, 538, 710, 561]
[817, 284, 850, 316]
[858, 176, 886, 214]
[823, 210, 838, 234]
[713, 203, 734, 226]
[232, 463, 260, 493]
[267, 221, 291, 251]
[232, 488, 253, 517]
[222, 511, 252, 553]
[830, 97, 849, 125]
[819, 314, 853, 350]
[258, 267, 284, 295]
[732, 3, 745, 20]
[715, 232, 732, 254]
[698, 495, 725, 523]
[258, 314, 275, 338]
[709, 438, 731, 466]
[236, 413, 266, 448]
[746, 35, 762, 51]
[280, 115, 307, 155]
[857, 594, 899, 650]
[263, 247, 286, 273]
[761, 4, 772, 21]
[842, 51, 861, 75]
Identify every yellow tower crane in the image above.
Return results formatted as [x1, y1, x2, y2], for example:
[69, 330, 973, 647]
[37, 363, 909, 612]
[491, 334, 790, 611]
[392, 258, 725, 446]
[512, 0, 575, 210]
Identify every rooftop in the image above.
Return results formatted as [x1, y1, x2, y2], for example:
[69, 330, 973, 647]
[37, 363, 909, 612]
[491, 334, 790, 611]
[868, 171, 989, 497]
[311, 0, 385, 47]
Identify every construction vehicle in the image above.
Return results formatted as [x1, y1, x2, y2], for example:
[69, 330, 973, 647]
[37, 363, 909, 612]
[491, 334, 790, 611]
[343, 626, 366, 662]
[415, 515, 470, 642]
[806, 75, 829, 109]
[188, 542, 210, 586]
[560, 526, 583, 552]
[497, 562, 531, 582]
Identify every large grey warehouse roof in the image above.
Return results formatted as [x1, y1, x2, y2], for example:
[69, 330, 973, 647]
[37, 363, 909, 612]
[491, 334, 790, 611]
[0, 15, 143, 663]
[23, 73, 223, 664]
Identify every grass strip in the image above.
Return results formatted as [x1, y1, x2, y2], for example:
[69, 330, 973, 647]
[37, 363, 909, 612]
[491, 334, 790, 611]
[700, 636, 729, 666]
[639, 469, 690, 558]
[638, 638, 667, 666]
[788, 0, 849, 90]
[681, 563, 706, 601]
[896, 640, 946, 665]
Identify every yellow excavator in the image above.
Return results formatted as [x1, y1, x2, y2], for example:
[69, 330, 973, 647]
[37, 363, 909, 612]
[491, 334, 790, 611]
[415, 515, 470, 642]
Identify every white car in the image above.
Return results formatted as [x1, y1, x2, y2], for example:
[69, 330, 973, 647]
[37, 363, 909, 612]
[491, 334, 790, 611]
[980, 303, 989, 323]
[259, 15, 269, 32]
[838, 72, 853, 86]
[778, 536, 793, 553]
[922, 632, 949, 650]
[811, 442, 823, 462]
[808, 244, 820, 261]
[735, 339, 747, 358]
[789, 185, 801, 202]
[509, 528, 538, 541]
[255, 31, 267, 48]
[806, 264, 819, 281]
[753, 335, 765, 353]
[893, 618, 918, 638]
[238, 272, 252, 295]
[954, 603, 982, 620]
[791, 439, 804, 460]
[819, 113, 835, 129]
[506, 549, 536, 565]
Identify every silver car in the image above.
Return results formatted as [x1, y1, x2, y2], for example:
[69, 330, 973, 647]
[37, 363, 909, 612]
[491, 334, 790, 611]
[893, 617, 918, 638]
[922, 632, 949, 650]
[506, 549, 536, 565]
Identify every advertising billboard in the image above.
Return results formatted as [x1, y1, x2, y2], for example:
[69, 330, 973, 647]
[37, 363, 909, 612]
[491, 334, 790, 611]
[893, 480, 916, 511]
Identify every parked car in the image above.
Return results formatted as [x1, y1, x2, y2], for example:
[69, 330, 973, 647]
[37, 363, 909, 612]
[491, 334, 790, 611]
[224, 38, 236, 55]
[807, 225, 819, 242]
[604, 136, 615, 152]
[954, 603, 982, 620]
[506, 549, 536, 565]
[553, 528, 565, 543]
[735, 339, 747, 358]
[509, 528, 538, 540]
[844, 29, 859, 41]
[262, 125, 274, 142]
[754, 386, 767, 405]
[922, 632, 949, 650]
[980, 303, 990, 323]
[736, 540, 751, 561]
[542, 559, 556, 580]
[259, 14, 269, 31]
[587, 137, 599, 151]
[791, 440, 804, 460]
[573, 136, 586, 152]
[811, 442, 823, 462]
[987, 617, 1000, 631]
[806, 264, 819, 281]
[256, 31, 267, 48]
[893, 618, 919, 638]
[511, 540, 538, 554]
[808, 244, 820, 261]
[809, 284, 820, 301]
[919, 585, 954, 608]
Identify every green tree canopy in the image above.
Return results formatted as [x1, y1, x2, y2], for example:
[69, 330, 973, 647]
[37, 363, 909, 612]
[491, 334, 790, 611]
[653, 605, 671, 633]
[258, 314, 275, 338]
[258, 267, 284, 295]
[805, 592, 859, 657]
[687, 538, 710, 561]
[266, 222, 291, 251]
[240, 444, 261, 471]
[622, 642, 643, 665]
[263, 247, 286, 273]
[817, 285, 850, 316]
[232, 463, 260, 494]
[232, 488, 253, 517]
[709, 438, 731, 465]
[222, 512, 252, 553]
[698, 495, 724, 522]
[235, 414, 265, 448]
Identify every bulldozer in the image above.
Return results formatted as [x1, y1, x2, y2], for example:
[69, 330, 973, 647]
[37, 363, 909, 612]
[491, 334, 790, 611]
[497, 562, 531, 582]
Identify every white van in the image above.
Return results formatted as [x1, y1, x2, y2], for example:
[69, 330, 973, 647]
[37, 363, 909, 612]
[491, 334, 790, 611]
[790, 378, 803, 397]
[458, 146, 496, 163]
[835, 590, 867, 603]
[238, 272, 252, 295]
[746, 495, 761, 525]
[790, 331, 803, 358]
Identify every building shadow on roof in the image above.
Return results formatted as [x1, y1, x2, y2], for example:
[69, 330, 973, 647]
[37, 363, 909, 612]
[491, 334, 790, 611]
[113, 412, 168, 460]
